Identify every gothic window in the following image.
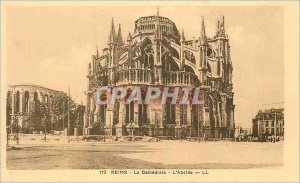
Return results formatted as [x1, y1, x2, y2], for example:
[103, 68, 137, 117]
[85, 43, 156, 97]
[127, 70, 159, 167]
[207, 47, 213, 57]
[171, 104, 176, 124]
[44, 94, 48, 103]
[15, 91, 20, 113]
[50, 95, 53, 103]
[33, 92, 39, 111]
[184, 51, 195, 63]
[165, 104, 176, 124]
[134, 47, 142, 57]
[100, 104, 107, 123]
[125, 101, 134, 124]
[138, 104, 148, 127]
[24, 91, 29, 114]
[191, 104, 201, 128]
[144, 44, 154, 56]
[180, 105, 187, 125]
[143, 44, 154, 69]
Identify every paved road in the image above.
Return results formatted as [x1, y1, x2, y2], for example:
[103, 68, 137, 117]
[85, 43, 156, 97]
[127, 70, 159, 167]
[6, 141, 283, 169]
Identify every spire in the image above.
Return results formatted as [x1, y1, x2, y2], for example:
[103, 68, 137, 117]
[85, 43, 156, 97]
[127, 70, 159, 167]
[180, 29, 184, 69]
[96, 45, 99, 57]
[216, 15, 226, 37]
[180, 29, 185, 42]
[201, 17, 206, 37]
[155, 22, 161, 40]
[108, 18, 117, 45]
[117, 24, 124, 46]
[154, 7, 162, 41]
[126, 31, 132, 43]
[200, 17, 208, 45]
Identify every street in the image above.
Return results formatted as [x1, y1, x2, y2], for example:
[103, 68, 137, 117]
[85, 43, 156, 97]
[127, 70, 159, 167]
[6, 140, 283, 169]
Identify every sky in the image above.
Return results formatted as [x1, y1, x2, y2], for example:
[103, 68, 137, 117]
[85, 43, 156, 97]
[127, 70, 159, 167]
[4, 4, 284, 128]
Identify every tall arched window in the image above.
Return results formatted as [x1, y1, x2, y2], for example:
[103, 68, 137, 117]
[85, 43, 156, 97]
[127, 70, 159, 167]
[15, 91, 20, 113]
[44, 94, 48, 103]
[125, 101, 134, 124]
[49, 95, 53, 103]
[33, 92, 39, 111]
[165, 104, 176, 124]
[138, 104, 147, 126]
[180, 105, 187, 125]
[24, 91, 29, 113]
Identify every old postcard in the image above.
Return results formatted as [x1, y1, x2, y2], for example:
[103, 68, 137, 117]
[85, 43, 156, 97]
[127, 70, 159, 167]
[1, 1, 299, 182]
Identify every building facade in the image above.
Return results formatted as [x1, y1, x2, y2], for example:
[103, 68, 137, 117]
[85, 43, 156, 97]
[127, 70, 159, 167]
[7, 84, 67, 133]
[84, 11, 235, 139]
[252, 108, 284, 141]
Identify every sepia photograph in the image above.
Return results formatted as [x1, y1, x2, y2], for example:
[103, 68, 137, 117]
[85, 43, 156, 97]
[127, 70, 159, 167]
[1, 1, 299, 182]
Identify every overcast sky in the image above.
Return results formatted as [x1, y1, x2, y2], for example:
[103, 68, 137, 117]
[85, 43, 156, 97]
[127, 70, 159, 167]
[5, 4, 284, 128]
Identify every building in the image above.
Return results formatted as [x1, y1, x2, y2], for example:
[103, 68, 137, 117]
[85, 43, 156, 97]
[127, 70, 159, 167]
[252, 108, 284, 141]
[84, 10, 235, 139]
[6, 84, 84, 135]
[234, 124, 252, 141]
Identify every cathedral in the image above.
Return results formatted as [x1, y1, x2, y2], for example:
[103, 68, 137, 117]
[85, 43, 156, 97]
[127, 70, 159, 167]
[84, 11, 235, 139]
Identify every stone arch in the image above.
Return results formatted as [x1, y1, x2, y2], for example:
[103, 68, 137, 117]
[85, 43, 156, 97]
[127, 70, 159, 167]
[141, 37, 153, 48]
[183, 65, 195, 74]
[183, 65, 200, 86]
[169, 46, 179, 59]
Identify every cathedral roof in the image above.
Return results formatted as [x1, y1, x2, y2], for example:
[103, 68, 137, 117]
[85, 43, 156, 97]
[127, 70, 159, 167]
[135, 15, 175, 25]
[132, 16, 180, 42]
